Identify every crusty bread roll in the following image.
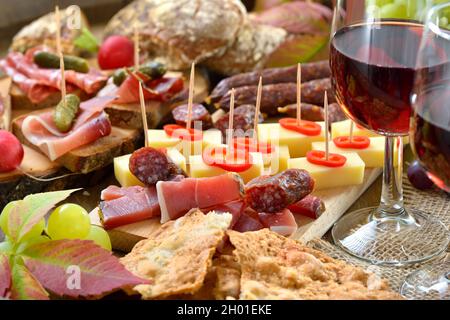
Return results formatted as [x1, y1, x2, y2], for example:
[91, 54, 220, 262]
[10, 7, 89, 55]
[203, 21, 287, 76]
[104, 0, 247, 70]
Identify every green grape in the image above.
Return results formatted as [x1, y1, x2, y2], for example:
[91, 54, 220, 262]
[0, 201, 45, 241]
[380, 3, 408, 19]
[366, 0, 392, 6]
[47, 204, 90, 240]
[85, 225, 112, 251]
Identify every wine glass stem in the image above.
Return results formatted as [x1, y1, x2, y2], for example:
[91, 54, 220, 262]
[377, 136, 405, 217]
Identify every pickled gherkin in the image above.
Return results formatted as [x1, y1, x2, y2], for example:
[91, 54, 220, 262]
[53, 94, 81, 132]
[112, 61, 167, 86]
[34, 51, 90, 73]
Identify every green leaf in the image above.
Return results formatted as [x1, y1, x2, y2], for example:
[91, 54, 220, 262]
[22, 239, 147, 298]
[10, 263, 49, 300]
[265, 33, 329, 67]
[0, 253, 11, 297]
[74, 28, 100, 53]
[7, 189, 80, 243]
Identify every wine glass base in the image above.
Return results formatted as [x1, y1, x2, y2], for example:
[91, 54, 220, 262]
[332, 207, 450, 266]
[401, 262, 450, 300]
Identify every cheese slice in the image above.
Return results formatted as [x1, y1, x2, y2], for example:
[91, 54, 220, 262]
[331, 120, 380, 139]
[189, 152, 264, 183]
[147, 129, 222, 157]
[311, 137, 399, 168]
[257, 122, 326, 158]
[264, 145, 290, 174]
[114, 148, 186, 187]
[288, 152, 365, 190]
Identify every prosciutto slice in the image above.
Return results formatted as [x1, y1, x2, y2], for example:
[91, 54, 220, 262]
[232, 208, 265, 233]
[99, 185, 160, 229]
[156, 173, 244, 223]
[21, 95, 113, 161]
[258, 209, 298, 236]
[0, 47, 107, 104]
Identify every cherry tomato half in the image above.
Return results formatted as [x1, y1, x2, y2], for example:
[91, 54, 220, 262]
[163, 124, 202, 141]
[306, 150, 347, 168]
[202, 146, 252, 173]
[279, 118, 321, 136]
[333, 136, 370, 149]
[232, 137, 274, 154]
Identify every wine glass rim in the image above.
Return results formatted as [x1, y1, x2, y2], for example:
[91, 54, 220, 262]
[427, 2, 450, 41]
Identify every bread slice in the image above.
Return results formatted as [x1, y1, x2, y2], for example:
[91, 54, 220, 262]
[0, 145, 112, 208]
[10, 83, 92, 110]
[12, 110, 142, 174]
[105, 69, 210, 130]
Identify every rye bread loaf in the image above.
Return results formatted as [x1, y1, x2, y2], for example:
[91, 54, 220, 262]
[104, 0, 247, 70]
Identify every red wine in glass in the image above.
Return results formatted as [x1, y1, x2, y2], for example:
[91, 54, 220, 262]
[412, 82, 450, 192]
[330, 21, 425, 135]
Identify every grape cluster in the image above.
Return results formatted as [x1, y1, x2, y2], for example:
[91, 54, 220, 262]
[0, 203, 111, 252]
[366, 0, 450, 28]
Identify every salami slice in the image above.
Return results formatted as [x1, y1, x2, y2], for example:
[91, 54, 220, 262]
[129, 147, 170, 185]
[217, 79, 336, 116]
[210, 60, 330, 103]
[245, 169, 314, 213]
[288, 195, 325, 220]
[214, 104, 263, 138]
[171, 103, 213, 130]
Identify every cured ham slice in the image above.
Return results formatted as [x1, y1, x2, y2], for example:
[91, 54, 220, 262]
[114, 74, 184, 104]
[0, 47, 107, 103]
[157, 173, 244, 223]
[288, 195, 325, 219]
[232, 209, 264, 233]
[201, 200, 245, 228]
[99, 185, 160, 229]
[21, 96, 113, 161]
[258, 209, 298, 237]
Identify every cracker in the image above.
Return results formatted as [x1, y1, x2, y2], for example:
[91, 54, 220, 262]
[228, 229, 402, 300]
[120, 210, 232, 299]
[213, 254, 241, 300]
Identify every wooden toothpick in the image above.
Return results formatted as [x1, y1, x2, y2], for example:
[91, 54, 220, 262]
[227, 88, 235, 149]
[349, 121, 354, 142]
[134, 24, 139, 70]
[138, 81, 149, 147]
[296, 63, 302, 125]
[55, 7, 66, 106]
[324, 91, 329, 161]
[186, 62, 195, 130]
[253, 76, 262, 140]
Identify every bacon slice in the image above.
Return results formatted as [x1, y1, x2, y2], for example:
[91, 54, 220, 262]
[258, 209, 298, 237]
[113, 75, 184, 104]
[21, 95, 113, 160]
[0, 47, 107, 104]
[201, 200, 245, 228]
[156, 173, 244, 223]
[232, 208, 265, 233]
[99, 185, 161, 229]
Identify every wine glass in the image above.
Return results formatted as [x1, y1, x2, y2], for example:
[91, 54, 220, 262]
[402, 2, 450, 299]
[329, 0, 449, 265]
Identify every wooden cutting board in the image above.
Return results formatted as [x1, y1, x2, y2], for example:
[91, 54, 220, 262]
[90, 168, 382, 252]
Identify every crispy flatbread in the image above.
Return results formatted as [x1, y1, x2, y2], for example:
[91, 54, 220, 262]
[213, 254, 241, 300]
[120, 210, 232, 299]
[228, 229, 402, 300]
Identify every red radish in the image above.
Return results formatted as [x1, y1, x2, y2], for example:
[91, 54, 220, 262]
[0, 130, 24, 173]
[98, 35, 134, 70]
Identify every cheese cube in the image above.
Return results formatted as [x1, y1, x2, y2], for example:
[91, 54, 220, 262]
[264, 145, 290, 174]
[189, 152, 264, 183]
[114, 148, 186, 187]
[147, 129, 222, 157]
[311, 137, 399, 168]
[288, 152, 365, 190]
[331, 120, 380, 139]
[257, 122, 326, 158]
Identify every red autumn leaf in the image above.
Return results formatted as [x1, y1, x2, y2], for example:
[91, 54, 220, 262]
[252, 2, 332, 35]
[22, 239, 147, 298]
[7, 189, 79, 242]
[0, 253, 11, 298]
[10, 262, 49, 300]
